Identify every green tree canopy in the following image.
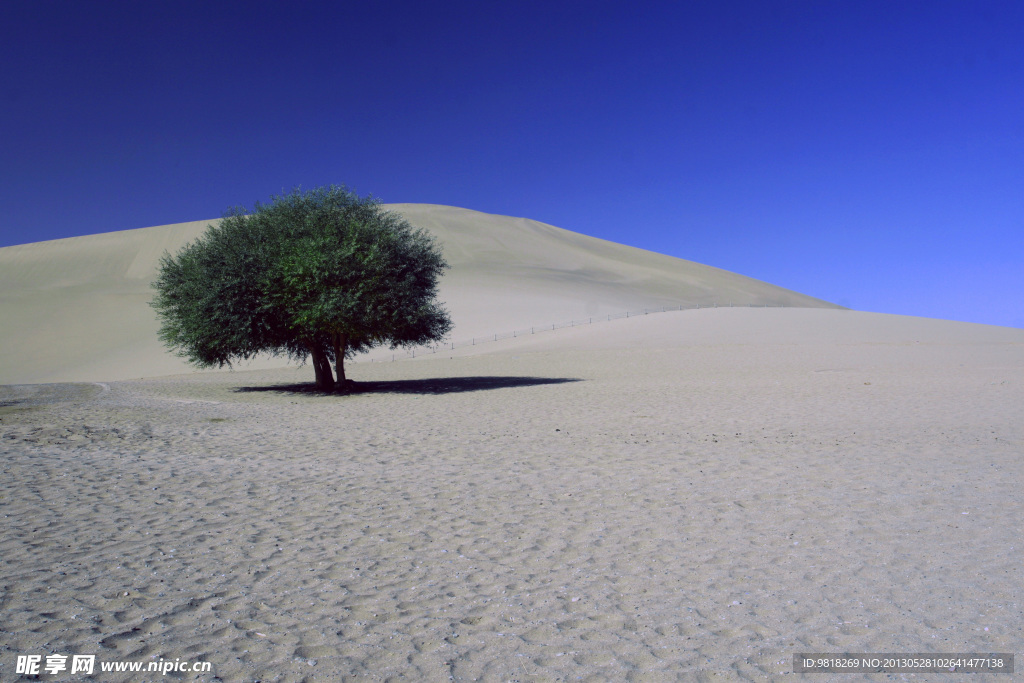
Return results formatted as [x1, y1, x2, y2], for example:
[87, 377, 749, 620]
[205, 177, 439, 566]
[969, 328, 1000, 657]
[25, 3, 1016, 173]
[151, 186, 452, 390]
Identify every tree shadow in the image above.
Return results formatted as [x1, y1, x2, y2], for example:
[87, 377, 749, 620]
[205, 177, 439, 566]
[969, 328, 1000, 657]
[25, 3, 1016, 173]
[234, 376, 582, 396]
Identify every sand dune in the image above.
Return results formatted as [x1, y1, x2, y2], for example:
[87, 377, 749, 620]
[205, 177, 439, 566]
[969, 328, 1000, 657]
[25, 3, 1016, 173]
[387, 204, 838, 341]
[3, 208, 1021, 679]
[0, 205, 837, 384]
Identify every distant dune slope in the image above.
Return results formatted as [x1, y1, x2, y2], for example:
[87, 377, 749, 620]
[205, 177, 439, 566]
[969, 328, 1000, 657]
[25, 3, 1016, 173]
[0, 204, 839, 384]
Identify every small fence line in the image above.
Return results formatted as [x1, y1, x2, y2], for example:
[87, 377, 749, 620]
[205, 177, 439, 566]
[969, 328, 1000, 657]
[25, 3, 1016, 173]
[361, 301, 786, 363]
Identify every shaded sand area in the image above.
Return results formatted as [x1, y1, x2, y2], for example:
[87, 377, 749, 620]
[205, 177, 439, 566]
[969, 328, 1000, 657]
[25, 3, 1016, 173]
[2, 308, 1021, 681]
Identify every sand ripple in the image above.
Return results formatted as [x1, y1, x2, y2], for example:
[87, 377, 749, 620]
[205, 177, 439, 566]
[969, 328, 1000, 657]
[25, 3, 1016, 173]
[2, 331, 1021, 680]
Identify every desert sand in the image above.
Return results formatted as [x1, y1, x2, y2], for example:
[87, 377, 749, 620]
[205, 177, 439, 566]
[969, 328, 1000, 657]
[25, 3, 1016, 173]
[1, 209, 1021, 681]
[0, 205, 836, 385]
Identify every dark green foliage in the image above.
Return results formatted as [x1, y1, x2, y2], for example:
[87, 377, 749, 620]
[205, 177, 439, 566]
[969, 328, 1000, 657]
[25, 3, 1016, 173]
[151, 186, 452, 389]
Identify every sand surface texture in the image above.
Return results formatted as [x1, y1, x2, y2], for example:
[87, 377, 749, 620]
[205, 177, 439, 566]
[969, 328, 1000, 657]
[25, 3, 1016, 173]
[2, 308, 1021, 681]
[0, 205, 836, 385]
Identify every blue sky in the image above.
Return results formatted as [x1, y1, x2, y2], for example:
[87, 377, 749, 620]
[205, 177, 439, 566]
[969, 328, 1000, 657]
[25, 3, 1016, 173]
[2, 1, 1021, 327]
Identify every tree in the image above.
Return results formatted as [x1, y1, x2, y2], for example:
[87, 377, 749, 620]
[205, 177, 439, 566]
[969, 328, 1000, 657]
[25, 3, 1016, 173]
[151, 186, 452, 390]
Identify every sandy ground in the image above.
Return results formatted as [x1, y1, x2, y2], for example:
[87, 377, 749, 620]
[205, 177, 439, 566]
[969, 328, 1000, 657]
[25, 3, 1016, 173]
[1, 309, 1021, 681]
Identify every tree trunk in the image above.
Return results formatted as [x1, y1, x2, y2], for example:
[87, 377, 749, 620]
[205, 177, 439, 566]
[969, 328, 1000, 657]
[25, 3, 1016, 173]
[309, 346, 335, 390]
[332, 331, 347, 384]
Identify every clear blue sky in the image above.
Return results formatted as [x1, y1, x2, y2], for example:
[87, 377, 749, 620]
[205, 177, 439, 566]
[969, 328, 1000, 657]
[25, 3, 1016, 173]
[2, 1, 1021, 327]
